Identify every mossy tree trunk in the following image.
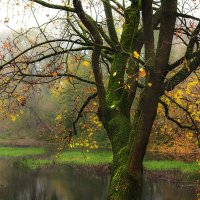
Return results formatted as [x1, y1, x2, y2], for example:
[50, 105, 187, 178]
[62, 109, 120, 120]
[105, 113, 144, 200]
[101, 1, 177, 199]
[104, 82, 162, 200]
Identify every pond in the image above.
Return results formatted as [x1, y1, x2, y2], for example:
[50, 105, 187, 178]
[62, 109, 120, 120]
[0, 160, 197, 200]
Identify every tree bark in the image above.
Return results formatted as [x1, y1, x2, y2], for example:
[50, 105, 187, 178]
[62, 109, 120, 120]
[106, 112, 143, 200]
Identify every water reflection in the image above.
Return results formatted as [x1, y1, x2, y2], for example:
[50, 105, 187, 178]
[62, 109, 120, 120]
[0, 160, 108, 200]
[0, 160, 197, 200]
[142, 181, 196, 200]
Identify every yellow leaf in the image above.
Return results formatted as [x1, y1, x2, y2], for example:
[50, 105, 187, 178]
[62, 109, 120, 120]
[10, 115, 17, 122]
[139, 68, 146, 77]
[133, 51, 139, 59]
[148, 82, 152, 87]
[116, 28, 121, 33]
[186, 132, 193, 139]
[55, 114, 62, 121]
[82, 60, 90, 67]
[113, 71, 117, 77]
[93, 102, 98, 106]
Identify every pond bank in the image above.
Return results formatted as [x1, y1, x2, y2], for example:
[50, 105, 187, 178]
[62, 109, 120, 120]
[0, 146, 199, 187]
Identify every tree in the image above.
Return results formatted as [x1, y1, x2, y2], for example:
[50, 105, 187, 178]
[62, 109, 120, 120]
[0, 0, 200, 199]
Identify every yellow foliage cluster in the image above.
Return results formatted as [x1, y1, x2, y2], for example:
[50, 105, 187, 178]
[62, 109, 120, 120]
[68, 138, 98, 150]
[151, 71, 200, 157]
[51, 80, 68, 98]
[17, 95, 26, 106]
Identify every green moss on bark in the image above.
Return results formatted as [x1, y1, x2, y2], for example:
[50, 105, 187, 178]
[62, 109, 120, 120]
[108, 114, 131, 153]
[107, 5, 140, 102]
[108, 146, 143, 200]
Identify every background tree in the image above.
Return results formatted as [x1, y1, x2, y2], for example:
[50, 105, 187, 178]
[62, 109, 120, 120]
[0, 0, 200, 199]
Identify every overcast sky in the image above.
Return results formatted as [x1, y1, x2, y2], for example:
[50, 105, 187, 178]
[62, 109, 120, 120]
[0, 0, 62, 36]
[0, 0, 199, 39]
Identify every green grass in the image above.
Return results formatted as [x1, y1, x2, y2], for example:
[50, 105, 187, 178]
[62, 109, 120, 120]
[21, 151, 200, 173]
[55, 152, 199, 174]
[14, 151, 113, 169]
[55, 151, 113, 165]
[0, 147, 45, 157]
[144, 160, 200, 173]
[0, 147, 199, 174]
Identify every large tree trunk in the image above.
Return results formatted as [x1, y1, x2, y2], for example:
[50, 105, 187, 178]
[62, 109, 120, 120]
[108, 160, 143, 200]
[106, 114, 156, 200]
[107, 142, 144, 200]
[105, 113, 143, 200]
[106, 75, 164, 200]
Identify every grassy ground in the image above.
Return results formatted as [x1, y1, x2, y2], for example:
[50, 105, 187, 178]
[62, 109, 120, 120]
[56, 151, 112, 165]
[144, 160, 199, 173]
[0, 146, 45, 157]
[0, 146, 199, 174]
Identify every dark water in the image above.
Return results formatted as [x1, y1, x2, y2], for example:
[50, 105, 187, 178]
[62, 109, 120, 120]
[0, 160, 197, 200]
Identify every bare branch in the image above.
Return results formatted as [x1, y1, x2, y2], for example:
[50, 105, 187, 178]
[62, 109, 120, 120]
[165, 55, 200, 91]
[18, 72, 96, 85]
[159, 99, 196, 131]
[73, 0, 107, 109]
[30, 0, 76, 12]
[73, 92, 98, 135]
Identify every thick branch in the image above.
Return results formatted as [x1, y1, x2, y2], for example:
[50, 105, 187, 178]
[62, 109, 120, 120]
[0, 38, 112, 71]
[107, 4, 140, 102]
[103, 0, 119, 46]
[177, 13, 200, 21]
[73, 0, 106, 109]
[142, 0, 155, 69]
[20, 47, 93, 64]
[159, 99, 196, 131]
[73, 92, 98, 135]
[30, 0, 76, 12]
[186, 21, 200, 55]
[168, 50, 200, 70]
[18, 72, 96, 85]
[165, 55, 200, 91]
[155, 0, 177, 75]
[165, 93, 200, 134]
